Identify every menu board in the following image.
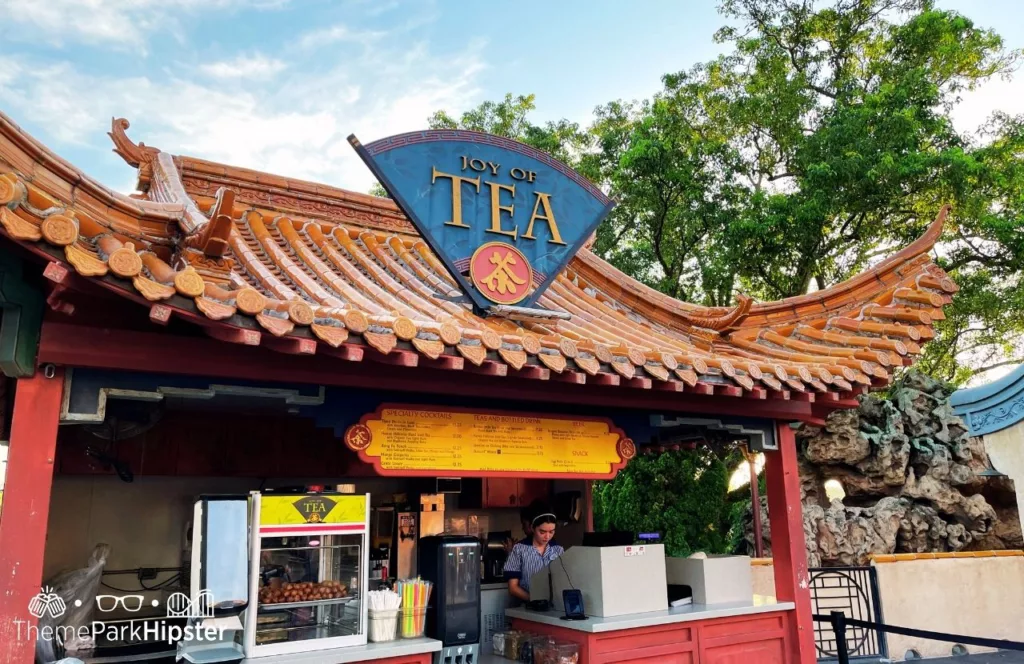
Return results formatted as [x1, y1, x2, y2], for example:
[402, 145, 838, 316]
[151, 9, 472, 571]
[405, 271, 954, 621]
[344, 404, 635, 479]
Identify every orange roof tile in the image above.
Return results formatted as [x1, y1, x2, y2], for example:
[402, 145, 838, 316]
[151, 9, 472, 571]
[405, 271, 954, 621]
[0, 112, 959, 402]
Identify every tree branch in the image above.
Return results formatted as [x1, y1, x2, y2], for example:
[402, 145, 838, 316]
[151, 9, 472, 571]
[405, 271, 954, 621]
[972, 358, 1024, 376]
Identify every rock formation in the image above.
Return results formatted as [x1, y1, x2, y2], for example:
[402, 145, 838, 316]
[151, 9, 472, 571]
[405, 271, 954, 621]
[742, 370, 1023, 566]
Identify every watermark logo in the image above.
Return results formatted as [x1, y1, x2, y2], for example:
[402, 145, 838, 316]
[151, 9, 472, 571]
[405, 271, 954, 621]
[27, 587, 68, 619]
[16, 587, 228, 647]
[96, 594, 148, 613]
[166, 590, 214, 618]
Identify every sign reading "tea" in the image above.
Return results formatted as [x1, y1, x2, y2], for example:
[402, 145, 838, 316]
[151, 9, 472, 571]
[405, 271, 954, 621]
[349, 131, 614, 311]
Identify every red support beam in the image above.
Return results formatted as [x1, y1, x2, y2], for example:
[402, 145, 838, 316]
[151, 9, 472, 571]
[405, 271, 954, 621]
[149, 304, 173, 325]
[589, 372, 620, 386]
[745, 386, 767, 400]
[714, 384, 743, 398]
[419, 355, 464, 371]
[463, 360, 507, 377]
[262, 335, 318, 355]
[37, 323, 823, 422]
[551, 371, 586, 385]
[322, 344, 364, 362]
[764, 424, 816, 664]
[512, 365, 551, 381]
[0, 368, 65, 664]
[206, 326, 261, 346]
[584, 479, 595, 532]
[42, 260, 70, 284]
[367, 349, 419, 368]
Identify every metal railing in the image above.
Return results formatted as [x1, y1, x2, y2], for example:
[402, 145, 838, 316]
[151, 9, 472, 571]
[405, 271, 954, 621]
[814, 611, 1024, 664]
[808, 566, 887, 660]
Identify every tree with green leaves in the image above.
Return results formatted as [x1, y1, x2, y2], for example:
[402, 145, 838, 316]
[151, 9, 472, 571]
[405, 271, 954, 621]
[592, 447, 751, 557]
[368, 93, 594, 198]
[590, 0, 1023, 384]
[414, 5, 1023, 384]
[428, 93, 593, 171]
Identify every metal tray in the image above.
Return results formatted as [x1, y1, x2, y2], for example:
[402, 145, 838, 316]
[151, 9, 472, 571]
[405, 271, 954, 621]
[258, 595, 358, 611]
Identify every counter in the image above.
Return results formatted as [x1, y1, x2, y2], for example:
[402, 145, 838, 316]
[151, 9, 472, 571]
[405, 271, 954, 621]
[507, 596, 797, 663]
[506, 595, 794, 633]
[239, 638, 442, 664]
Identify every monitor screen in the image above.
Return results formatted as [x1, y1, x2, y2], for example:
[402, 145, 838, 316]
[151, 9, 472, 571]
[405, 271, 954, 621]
[582, 531, 634, 547]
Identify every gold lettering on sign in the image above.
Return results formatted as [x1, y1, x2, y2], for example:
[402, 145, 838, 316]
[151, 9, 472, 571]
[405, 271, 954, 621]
[486, 181, 518, 240]
[523, 192, 565, 245]
[461, 156, 500, 175]
[509, 168, 537, 183]
[432, 167, 479, 228]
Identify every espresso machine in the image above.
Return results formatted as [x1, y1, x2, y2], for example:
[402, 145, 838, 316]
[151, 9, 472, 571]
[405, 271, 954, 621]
[419, 536, 481, 664]
[483, 531, 511, 583]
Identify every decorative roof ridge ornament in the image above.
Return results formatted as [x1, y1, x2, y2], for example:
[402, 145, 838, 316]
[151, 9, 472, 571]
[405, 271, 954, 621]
[679, 293, 754, 334]
[348, 130, 615, 316]
[109, 118, 162, 192]
[487, 303, 572, 323]
[108, 118, 160, 168]
[185, 186, 236, 258]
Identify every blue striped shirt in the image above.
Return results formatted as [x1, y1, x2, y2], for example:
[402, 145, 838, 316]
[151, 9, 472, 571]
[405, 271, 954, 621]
[503, 539, 564, 592]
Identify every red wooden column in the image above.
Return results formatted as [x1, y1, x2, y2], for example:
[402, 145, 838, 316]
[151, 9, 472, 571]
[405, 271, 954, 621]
[764, 422, 816, 664]
[0, 368, 65, 664]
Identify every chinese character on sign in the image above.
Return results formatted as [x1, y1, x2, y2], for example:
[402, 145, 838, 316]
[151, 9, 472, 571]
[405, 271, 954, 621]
[481, 251, 527, 295]
[344, 424, 372, 451]
[469, 243, 533, 305]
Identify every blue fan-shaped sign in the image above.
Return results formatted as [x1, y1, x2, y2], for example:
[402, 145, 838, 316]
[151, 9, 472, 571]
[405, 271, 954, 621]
[349, 130, 614, 312]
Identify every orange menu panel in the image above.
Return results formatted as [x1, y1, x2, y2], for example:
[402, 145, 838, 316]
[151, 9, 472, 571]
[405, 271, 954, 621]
[343, 404, 635, 479]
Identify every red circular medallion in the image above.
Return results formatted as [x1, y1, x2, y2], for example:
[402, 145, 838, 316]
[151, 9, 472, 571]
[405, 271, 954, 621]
[344, 424, 372, 451]
[469, 242, 533, 306]
[617, 438, 637, 460]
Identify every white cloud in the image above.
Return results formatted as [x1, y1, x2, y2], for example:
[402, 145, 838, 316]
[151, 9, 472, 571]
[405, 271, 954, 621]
[0, 38, 487, 194]
[298, 24, 388, 50]
[199, 55, 287, 79]
[0, 0, 286, 50]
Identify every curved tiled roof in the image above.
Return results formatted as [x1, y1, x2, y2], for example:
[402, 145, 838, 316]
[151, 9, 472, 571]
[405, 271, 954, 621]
[0, 112, 959, 403]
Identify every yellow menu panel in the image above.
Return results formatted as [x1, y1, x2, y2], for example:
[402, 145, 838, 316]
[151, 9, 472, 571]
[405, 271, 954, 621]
[344, 405, 634, 478]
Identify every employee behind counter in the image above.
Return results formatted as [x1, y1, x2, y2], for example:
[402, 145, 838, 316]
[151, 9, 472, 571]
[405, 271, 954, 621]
[503, 504, 564, 603]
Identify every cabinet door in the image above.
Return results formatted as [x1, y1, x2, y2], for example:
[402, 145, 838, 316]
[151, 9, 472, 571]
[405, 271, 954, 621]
[484, 478, 520, 507]
[596, 655, 694, 664]
[517, 479, 550, 507]
[698, 612, 790, 664]
[701, 639, 785, 664]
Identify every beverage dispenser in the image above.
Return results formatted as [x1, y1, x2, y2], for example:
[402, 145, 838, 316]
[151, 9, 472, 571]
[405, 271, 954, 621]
[418, 536, 481, 664]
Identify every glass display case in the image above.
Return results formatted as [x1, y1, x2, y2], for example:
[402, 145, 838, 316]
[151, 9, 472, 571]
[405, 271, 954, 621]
[244, 492, 370, 657]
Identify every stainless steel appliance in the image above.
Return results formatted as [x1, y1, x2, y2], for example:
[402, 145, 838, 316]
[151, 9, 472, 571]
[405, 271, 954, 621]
[483, 531, 511, 583]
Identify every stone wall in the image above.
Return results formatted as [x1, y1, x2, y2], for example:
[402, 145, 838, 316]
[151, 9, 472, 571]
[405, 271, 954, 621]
[742, 371, 1023, 566]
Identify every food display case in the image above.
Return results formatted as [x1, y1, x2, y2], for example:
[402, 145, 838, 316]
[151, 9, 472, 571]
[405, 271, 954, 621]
[244, 491, 370, 658]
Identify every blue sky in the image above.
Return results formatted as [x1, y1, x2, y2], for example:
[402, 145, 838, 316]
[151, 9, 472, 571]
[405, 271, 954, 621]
[0, 0, 1021, 194]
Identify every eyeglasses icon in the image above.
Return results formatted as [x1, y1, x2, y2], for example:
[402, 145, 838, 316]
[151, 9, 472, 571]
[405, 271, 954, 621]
[95, 595, 145, 613]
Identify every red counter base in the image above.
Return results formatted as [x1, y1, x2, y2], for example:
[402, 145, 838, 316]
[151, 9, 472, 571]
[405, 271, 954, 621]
[512, 609, 792, 663]
[369, 655, 433, 664]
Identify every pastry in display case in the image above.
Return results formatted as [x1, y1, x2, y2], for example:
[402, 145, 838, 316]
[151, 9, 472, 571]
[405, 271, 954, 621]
[244, 491, 370, 657]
